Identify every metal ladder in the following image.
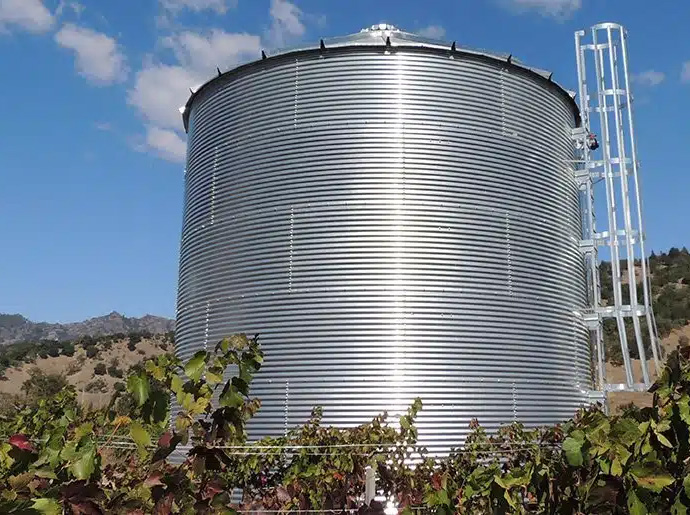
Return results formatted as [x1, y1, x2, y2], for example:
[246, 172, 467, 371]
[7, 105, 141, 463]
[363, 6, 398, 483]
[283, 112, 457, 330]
[573, 23, 662, 398]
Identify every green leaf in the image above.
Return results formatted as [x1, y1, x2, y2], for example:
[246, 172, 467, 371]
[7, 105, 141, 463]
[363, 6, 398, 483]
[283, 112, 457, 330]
[570, 429, 585, 443]
[219, 381, 244, 408]
[228, 334, 249, 350]
[31, 498, 62, 515]
[612, 418, 640, 447]
[217, 338, 230, 353]
[34, 469, 57, 479]
[656, 432, 674, 448]
[563, 435, 584, 467]
[37, 434, 64, 469]
[672, 496, 689, 515]
[630, 463, 675, 492]
[69, 444, 96, 480]
[74, 422, 94, 441]
[1, 490, 17, 502]
[150, 391, 170, 423]
[170, 374, 183, 394]
[180, 392, 196, 411]
[127, 374, 150, 407]
[145, 361, 166, 381]
[130, 421, 151, 451]
[683, 474, 690, 497]
[611, 458, 623, 476]
[189, 396, 210, 415]
[437, 489, 450, 506]
[588, 419, 611, 447]
[60, 441, 78, 462]
[627, 488, 648, 515]
[678, 395, 690, 425]
[231, 376, 248, 396]
[205, 369, 223, 385]
[185, 351, 207, 381]
[614, 444, 632, 465]
[423, 489, 450, 507]
[175, 416, 190, 432]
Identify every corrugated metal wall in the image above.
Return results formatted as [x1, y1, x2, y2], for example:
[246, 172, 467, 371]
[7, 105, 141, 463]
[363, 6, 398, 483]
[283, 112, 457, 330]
[176, 46, 591, 452]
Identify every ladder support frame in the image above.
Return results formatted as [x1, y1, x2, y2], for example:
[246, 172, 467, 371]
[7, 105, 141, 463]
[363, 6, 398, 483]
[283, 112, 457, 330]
[573, 24, 661, 399]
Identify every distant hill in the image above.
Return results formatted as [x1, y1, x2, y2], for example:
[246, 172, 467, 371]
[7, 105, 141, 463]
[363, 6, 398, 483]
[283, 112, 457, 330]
[0, 332, 173, 409]
[0, 311, 175, 346]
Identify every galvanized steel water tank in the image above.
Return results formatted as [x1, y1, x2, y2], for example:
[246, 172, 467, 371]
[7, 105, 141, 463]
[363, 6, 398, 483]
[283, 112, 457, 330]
[176, 24, 591, 450]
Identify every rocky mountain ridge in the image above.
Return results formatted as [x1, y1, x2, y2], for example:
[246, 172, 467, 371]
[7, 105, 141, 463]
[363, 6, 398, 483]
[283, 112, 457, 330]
[0, 311, 175, 346]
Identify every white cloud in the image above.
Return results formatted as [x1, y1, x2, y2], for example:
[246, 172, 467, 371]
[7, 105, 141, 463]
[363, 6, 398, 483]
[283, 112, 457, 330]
[94, 121, 112, 131]
[632, 70, 665, 87]
[55, 24, 128, 85]
[417, 25, 446, 40]
[128, 29, 261, 160]
[129, 64, 200, 130]
[162, 30, 261, 72]
[267, 0, 305, 48]
[0, 0, 54, 33]
[55, 1, 84, 18]
[682, 62, 690, 84]
[129, 30, 260, 130]
[506, 0, 582, 18]
[130, 2, 315, 163]
[145, 127, 187, 162]
[160, 0, 237, 14]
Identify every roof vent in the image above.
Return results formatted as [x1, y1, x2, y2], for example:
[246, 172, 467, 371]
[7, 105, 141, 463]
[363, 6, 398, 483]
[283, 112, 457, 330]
[361, 23, 399, 33]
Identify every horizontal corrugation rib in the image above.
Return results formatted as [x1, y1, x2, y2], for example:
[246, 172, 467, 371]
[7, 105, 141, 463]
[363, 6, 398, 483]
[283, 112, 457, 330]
[175, 47, 590, 452]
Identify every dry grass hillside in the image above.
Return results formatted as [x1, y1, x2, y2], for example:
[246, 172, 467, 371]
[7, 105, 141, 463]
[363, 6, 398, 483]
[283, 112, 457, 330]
[608, 324, 690, 412]
[602, 248, 690, 412]
[0, 333, 172, 409]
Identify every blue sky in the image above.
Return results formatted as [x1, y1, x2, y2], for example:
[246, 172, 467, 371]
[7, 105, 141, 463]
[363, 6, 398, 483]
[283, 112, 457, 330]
[0, 0, 688, 323]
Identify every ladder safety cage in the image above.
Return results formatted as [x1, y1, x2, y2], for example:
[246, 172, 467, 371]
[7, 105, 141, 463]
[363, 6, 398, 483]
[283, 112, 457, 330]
[573, 23, 661, 396]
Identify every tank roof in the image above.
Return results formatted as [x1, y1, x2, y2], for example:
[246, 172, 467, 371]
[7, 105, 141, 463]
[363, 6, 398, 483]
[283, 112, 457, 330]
[181, 24, 579, 132]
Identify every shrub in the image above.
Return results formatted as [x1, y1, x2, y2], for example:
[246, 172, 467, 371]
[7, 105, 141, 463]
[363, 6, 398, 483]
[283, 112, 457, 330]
[0, 392, 20, 418]
[84, 378, 107, 393]
[66, 361, 82, 376]
[94, 363, 107, 375]
[680, 334, 690, 347]
[107, 365, 123, 378]
[61, 342, 75, 357]
[113, 381, 126, 392]
[21, 367, 68, 400]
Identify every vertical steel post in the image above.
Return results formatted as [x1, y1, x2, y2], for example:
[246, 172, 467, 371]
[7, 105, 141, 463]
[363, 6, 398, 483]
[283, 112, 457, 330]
[604, 27, 650, 385]
[365, 466, 376, 505]
[575, 30, 606, 391]
[617, 26, 662, 372]
[592, 27, 635, 386]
